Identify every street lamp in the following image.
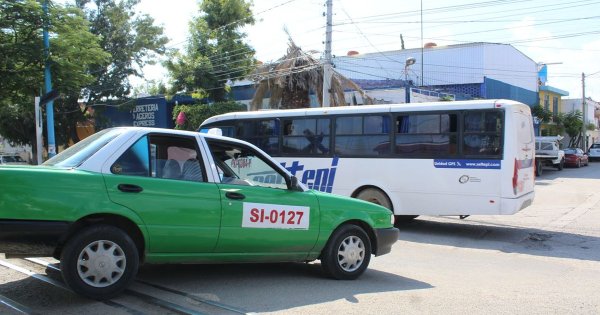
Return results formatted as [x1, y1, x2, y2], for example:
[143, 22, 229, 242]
[405, 57, 416, 103]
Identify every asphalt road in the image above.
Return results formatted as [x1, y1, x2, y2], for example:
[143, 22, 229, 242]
[1, 162, 599, 314]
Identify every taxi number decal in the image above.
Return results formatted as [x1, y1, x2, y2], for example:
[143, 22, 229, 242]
[242, 202, 309, 230]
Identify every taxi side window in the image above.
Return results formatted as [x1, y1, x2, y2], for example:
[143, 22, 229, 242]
[111, 136, 149, 176]
[111, 135, 205, 182]
[207, 140, 288, 190]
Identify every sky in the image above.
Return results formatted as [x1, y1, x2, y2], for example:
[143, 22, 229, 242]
[132, 0, 600, 100]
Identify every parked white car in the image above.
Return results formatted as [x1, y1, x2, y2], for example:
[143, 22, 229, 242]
[0, 154, 28, 165]
[535, 136, 565, 176]
[589, 143, 600, 161]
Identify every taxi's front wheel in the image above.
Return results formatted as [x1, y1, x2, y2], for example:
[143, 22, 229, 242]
[60, 225, 139, 300]
[321, 224, 371, 280]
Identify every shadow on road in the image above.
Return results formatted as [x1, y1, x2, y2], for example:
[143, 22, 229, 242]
[137, 262, 432, 312]
[398, 218, 600, 262]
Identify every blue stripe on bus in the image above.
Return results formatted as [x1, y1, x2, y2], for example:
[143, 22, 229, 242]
[434, 159, 501, 169]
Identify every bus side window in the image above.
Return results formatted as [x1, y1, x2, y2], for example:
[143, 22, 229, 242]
[282, 118, 330, 155]
[395, 114, 457, 158]
[462, 111, 502, 157]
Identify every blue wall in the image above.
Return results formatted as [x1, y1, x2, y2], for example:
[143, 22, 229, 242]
[482, 77, 537, 106]
[99, 96, 174, 129]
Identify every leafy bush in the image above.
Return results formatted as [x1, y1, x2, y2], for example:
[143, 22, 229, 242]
[531, 104, 552, 123]
[172, 101, 247, 131]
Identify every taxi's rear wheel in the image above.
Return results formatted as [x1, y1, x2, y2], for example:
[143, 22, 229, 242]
[321, 224, 371, 280]
[60, 225, 139, 300]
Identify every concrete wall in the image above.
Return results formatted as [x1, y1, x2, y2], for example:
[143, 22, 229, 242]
[482, 44, 538, 92]
[483, 77, 538, 106]
[335, 43, 538, 94]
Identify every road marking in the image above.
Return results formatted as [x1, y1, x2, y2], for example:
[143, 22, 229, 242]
[137, 279, 250, 314]
[0, 293, 36, 315]
[0, 259, 67, 290]
[26, 258, 248, 315]
[1, 258, 141, 315]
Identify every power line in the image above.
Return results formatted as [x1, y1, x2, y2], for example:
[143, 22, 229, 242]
[337, 3, 398, 79]
[331, 0, 600, 41]
[331, 13, 600, 44]
[333, 0, 531, 23]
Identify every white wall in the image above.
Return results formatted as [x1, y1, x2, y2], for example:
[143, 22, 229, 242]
[0, 135, 32, 162]
[483, 44, 538, 92]
[335, 44, 484, 86]
[335, 43, 537, 92]
[563, 98, 599, 126]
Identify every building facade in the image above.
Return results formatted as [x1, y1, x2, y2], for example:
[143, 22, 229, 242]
[334, 42, 539, 106]
[562, 98, 600, 146]
[539, 86, 569, 114]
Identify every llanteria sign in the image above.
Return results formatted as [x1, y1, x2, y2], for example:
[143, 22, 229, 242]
[101, 96, 173, 129]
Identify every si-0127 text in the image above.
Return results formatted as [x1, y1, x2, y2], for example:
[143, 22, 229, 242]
[242, 202, 310, 230]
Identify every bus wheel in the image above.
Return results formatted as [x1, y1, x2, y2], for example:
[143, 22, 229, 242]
[356, 188, 392, 210]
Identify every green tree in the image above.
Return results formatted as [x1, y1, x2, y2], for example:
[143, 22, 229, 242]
[0, 0, 109, 148]
[173, 101, 246, 131]
[562, 110, 583, 147]
[166, 0, 256, 102]
[76, 0, 168, 104]
[532, 104, 552, 123]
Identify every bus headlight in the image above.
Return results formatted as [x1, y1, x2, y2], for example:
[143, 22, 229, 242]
[390, 214, 395, 225]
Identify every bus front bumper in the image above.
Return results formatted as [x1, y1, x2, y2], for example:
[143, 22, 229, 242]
[374, 227, 400, 256]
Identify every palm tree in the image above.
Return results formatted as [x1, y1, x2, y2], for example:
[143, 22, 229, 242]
[250, 38, 372, 110]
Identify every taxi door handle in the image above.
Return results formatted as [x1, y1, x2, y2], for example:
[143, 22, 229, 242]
[225, 192, 245, 200]
[118, 184, 143, 193]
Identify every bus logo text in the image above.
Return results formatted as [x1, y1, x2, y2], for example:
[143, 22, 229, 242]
[281, 157, 339, 193]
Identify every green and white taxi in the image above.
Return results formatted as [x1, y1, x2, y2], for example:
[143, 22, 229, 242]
[0, 127, 398, 300]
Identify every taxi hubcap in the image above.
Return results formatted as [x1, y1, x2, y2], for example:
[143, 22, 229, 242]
[337, 235, 365, 272]
[77, 240, 126, 288]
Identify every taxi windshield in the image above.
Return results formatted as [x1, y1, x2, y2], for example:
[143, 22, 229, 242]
[43, 128, 124, 168]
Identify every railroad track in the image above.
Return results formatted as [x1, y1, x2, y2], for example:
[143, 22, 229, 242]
[0, 257, 251, 315]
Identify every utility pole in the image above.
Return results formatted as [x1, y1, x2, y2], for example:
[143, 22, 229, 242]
[34, 97, 43, 165]
[43, 0, 56, 158]
[581, 72, 587, 150]
[322, 0, 333, 107]
[420, 0, 423, 86]
[405, 57, 416, 104]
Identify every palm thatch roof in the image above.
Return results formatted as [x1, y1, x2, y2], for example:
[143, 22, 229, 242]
[250, 39, 372, 111]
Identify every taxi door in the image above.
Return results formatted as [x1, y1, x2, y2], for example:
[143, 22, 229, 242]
[205, 139, 320, 256]
[104, 134, 222, 254]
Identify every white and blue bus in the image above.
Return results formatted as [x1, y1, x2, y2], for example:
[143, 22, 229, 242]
[201, 99, 535, 221]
